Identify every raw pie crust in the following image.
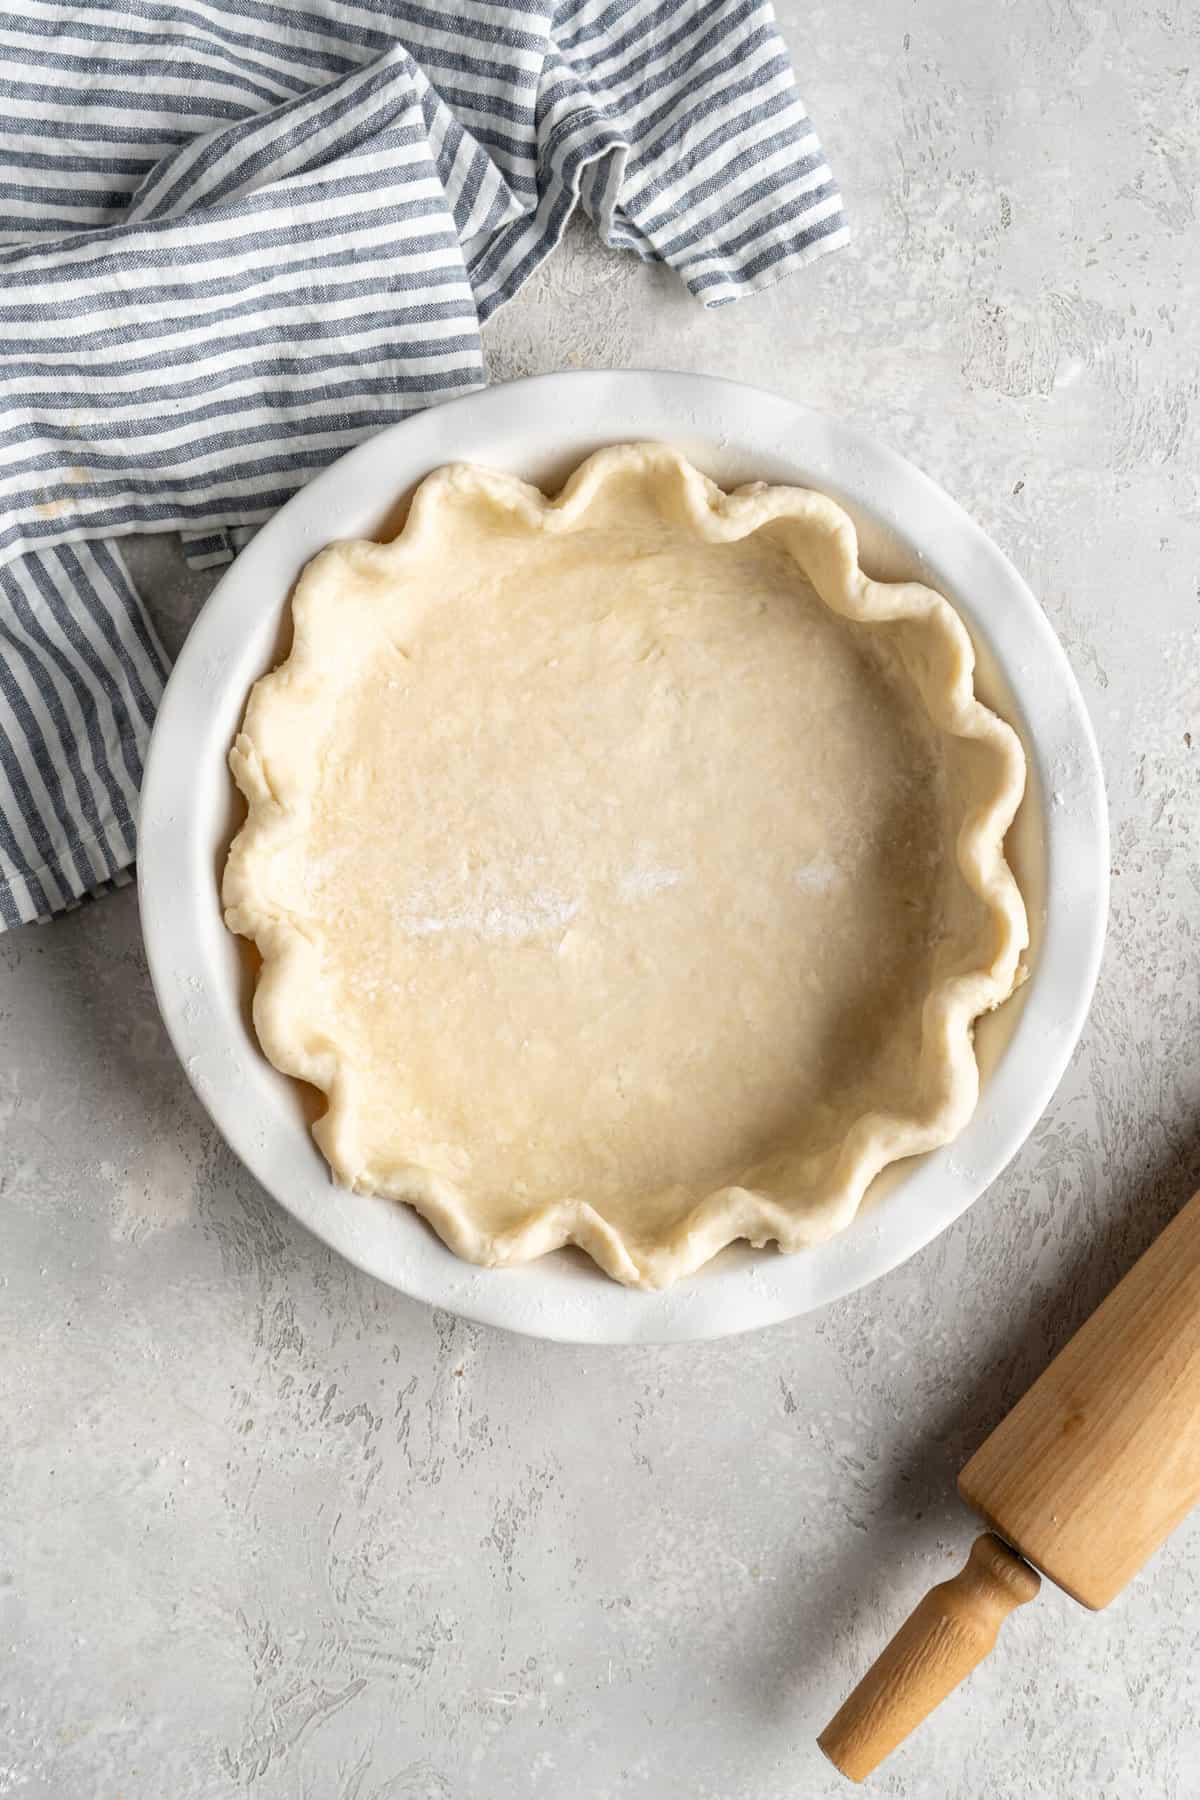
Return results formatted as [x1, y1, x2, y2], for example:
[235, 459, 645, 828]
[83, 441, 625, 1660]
[223, 445, 1028, 1290]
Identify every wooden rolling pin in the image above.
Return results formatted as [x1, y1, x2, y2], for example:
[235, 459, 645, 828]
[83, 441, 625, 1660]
[818, 1187, 1200, 1782]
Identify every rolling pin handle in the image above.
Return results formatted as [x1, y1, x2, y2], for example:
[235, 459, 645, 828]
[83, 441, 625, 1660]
[817, 1533, 1041, 1783]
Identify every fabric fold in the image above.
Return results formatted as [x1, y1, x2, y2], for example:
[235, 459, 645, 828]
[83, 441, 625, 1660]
[0, 540, 166, 925]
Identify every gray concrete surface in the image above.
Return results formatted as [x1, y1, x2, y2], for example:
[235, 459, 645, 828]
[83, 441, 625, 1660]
[3, 2, 1200, 1795]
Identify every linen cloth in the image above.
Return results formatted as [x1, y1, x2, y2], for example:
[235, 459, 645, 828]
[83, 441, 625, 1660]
[0, 0, 847, 928]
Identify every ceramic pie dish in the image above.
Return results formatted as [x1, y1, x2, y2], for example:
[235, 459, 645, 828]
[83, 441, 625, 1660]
[139, 371, 1108, 1341]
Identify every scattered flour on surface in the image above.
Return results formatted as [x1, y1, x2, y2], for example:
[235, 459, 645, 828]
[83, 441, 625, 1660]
[109, 1137, 196, 1243]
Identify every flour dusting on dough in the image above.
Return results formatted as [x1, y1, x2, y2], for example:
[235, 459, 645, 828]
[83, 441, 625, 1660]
[393, 861, 684, 940]
[396, 871, 579, 944]
[618, 864, 684, 902]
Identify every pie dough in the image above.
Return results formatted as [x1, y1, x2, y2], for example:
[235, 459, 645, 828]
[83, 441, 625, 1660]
[223, 444, 1027, 1290]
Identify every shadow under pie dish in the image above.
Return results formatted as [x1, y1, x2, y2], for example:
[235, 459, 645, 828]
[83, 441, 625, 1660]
[222, 442, 1028, 1290]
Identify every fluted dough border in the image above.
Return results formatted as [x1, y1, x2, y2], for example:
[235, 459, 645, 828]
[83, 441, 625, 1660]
[223, 444, 1028, 1290]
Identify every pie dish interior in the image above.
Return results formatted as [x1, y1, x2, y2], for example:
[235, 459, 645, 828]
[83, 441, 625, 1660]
[223, 444, 1028, 1289]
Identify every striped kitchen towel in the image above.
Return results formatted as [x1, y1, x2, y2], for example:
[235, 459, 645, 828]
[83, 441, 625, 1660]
[0, 0, 847, 929]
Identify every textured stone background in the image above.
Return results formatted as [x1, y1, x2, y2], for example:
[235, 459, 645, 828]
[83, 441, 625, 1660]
[3, 2, 1199, 1795]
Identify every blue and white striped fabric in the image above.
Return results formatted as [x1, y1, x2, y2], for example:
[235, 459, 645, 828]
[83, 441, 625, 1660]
[0, 0, 847, 929]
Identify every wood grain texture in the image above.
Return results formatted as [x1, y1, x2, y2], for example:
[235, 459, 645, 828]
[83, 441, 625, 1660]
[818, 1535, 1041, 1782]
[959, 1190, 1200, 1609]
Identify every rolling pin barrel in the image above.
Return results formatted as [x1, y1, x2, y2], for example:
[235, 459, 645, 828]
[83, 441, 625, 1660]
[958, 1188, 1200, 1609]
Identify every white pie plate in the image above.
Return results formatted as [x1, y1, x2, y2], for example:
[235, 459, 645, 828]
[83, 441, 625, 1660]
[139, 370, 1107, 1343]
